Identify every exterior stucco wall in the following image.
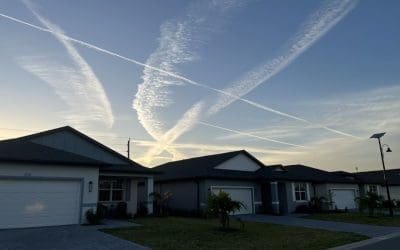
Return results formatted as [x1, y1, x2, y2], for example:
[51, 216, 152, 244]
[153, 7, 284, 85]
[214, 154, 261, 172]
[283, 181, 314, 214]
[156, 180, 200, 213]
[380, 186, 400, 200]
[0, 162, 99, 224]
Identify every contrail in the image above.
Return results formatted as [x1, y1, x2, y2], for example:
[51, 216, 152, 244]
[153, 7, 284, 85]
[207, 0, 358, 115]
[198, 122, 307, 148]
[18, 0, 114, 128]
[134, 0, 360, 155]
[0, 10, 358, 139]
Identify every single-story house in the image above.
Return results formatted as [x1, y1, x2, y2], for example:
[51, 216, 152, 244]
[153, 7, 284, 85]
[0, 126, 157, 229]
[154, 150, 399, 215]
[354, 169, 400, 200]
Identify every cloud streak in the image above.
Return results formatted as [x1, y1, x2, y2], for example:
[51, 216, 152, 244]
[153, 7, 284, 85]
[207, 0, 358, 116]
[18, 0, 114, 128]
[0, 3, 356, 138]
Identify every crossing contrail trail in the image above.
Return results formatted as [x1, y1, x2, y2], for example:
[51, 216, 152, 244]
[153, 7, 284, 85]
[0, 10, 358, 139]
[198, 122, 307, 148]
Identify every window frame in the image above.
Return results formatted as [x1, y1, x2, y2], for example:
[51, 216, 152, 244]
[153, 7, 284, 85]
[293, 182, 309, 202]
[368, 185, 378, 194]
[99, 179, 125, 202]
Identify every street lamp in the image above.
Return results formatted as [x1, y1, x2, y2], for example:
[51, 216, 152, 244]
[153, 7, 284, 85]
[370, 132, 393, 217]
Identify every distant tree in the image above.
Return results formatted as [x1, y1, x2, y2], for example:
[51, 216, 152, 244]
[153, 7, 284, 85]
[207, 191, 244, 230]
[356, 191, 383, 216]
[149, 191, 172, 216]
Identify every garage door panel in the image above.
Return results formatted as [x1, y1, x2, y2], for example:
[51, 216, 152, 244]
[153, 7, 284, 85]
[331, 189, 356, 210]
[211, 187, 253, 215]
[0, 179, 81, 229]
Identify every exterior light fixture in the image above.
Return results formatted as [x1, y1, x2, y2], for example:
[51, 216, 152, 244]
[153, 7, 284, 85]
[88, 181, 93, 193]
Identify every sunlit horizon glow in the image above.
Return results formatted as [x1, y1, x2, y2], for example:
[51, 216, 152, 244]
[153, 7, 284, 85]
[0, 0, 399, 172]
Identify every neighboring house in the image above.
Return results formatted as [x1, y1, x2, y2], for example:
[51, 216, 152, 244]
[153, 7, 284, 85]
[154, 151, 266, 215]
[154, 150, 399, 216]
[355, 169, 400, 200]
[0, 126, 156, 229]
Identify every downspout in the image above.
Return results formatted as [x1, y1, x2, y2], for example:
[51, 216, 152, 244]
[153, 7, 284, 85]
[196, 179, 200, 216]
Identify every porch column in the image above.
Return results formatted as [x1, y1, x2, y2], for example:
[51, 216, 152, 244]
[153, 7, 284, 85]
[126, 179, 138, 216]
[270, 182, 280, 214]
[146, 177, 154, 214]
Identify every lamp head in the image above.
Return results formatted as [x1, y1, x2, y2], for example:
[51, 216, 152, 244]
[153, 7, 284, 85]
[386, 147, 392, 153]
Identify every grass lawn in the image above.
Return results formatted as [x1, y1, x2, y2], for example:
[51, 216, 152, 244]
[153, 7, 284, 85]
[304, 212, 400, 227]
[101, 217, 367, 250]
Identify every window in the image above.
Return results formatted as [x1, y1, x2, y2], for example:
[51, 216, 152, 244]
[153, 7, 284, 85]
[294, 183, 308, 201]
[99, 180, 124, 202]
[368, 185, 378, 194]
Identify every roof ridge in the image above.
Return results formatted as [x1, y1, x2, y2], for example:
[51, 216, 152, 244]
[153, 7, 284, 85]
[155, 150, 245, 168]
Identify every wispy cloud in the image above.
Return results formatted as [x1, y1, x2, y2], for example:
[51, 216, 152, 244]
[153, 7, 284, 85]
[133, 0, 245, 161]
[207, 0, 358, 116]
[141, 101, 205, 164]
[0, 1, 356, 138]
[139, 0, 358, 162]
[198, 121, 307, 148]
[17, 0, 114, 128]
[239, 85, 400, 170]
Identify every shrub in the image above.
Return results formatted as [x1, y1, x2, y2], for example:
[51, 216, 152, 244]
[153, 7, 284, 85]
[356, 191, 383, 216]
[149, 191, 173, 217]
[136, 203, 149, 217]
[114, 202, 128, 218]
[85, 209, 100, 225]
[207, 191, 244, 230]
[309, 196, 326, 213]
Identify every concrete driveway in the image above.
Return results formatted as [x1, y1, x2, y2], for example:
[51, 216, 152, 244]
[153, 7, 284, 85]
[0, 224, 149, 250]
[238, 214, 400, 237]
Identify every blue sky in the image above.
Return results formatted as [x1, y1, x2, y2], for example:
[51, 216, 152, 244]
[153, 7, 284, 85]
[0, 0, 399, 171]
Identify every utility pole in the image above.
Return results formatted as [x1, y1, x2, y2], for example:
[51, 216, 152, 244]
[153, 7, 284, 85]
[127, 138, 131, 159]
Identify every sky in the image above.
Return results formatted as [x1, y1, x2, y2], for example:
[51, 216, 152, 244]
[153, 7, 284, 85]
[0, 0, 399, 172]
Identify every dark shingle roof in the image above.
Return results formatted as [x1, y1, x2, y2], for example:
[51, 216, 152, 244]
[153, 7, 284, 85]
[0, 126, 158, 174]
[154, 150, 364, 184]
[355, 169, 400, 185]
[275, 165, 358, 183]
[0, 140, 104, 166]
[154, 150, 265, 181]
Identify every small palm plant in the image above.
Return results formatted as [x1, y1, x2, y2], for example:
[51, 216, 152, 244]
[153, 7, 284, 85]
[207, 191, 244, 230]
[356, 191, 383, 216]
[149, 191, 172, 216]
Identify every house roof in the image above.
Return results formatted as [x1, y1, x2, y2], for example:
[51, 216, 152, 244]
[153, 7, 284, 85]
[274, 165, 358, 183]
[355, 169, 400, 186]
[0, 126, 158, 174]
[154, 150, 265, 181]
[0, 140, 105, 166]
[154, 150, 366, 184]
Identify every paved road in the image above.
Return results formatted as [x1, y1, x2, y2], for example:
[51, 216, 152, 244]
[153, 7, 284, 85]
[238, 214, 400, 237]
[0, 224, 149, 250]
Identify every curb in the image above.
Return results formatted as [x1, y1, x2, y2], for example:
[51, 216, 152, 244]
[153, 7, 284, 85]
[326, 232, 400, 250]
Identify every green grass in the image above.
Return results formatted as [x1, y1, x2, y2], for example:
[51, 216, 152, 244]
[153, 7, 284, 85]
[101, 217, 367, 250]
[304, 212, 400, 227]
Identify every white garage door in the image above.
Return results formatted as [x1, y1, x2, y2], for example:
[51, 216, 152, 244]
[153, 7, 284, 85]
[212, 187, 253, 215]
[0, 179, 81, 229]
[331, 189, 356, 210]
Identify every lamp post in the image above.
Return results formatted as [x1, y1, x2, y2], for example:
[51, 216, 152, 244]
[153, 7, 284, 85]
[370, 132, 393, 217]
